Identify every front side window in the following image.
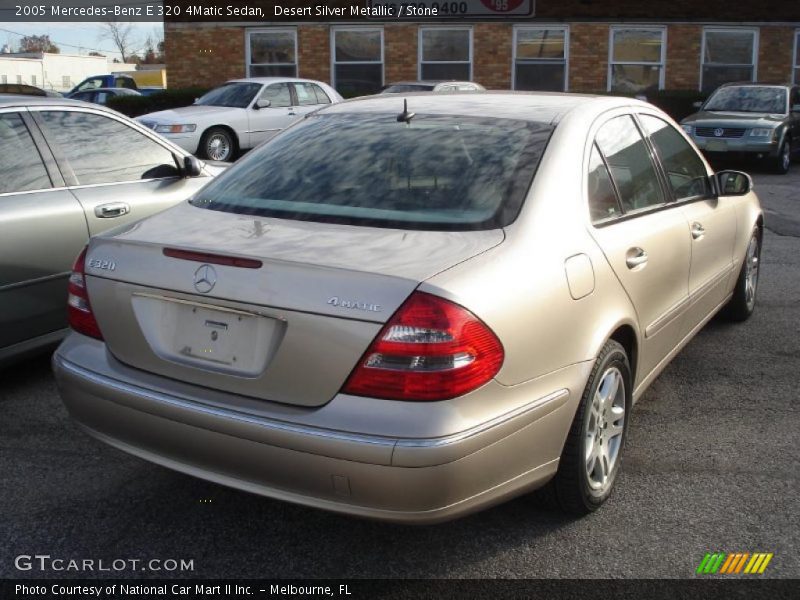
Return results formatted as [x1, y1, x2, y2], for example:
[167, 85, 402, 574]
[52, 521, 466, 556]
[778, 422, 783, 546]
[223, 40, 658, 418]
[0, 113, 51, 194]
[595, 115, 665, 213]
[247, 29, 297, 77]
[514, 27, 568, 92]
[609, 27, 665, 93]
[419, 28, 472, 81]
[259, 83, 292, 108]
[702, 29, 757, 93]
[639, 115, 711, 201]
[333, 28, 384, 98]
[192, 114, 552, 231]
[38, 111, 180, 185]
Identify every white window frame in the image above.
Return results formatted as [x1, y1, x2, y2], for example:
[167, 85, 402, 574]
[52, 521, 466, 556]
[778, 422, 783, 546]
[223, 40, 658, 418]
[330, 26, 385, 92]
[700, 27, 759, 92]
[607, 26, 666, 92]
[793, 29, 800, 85]
[418, 26, 473, 81]
[512, 25, 570, 92]
[246, 28, 298, 78]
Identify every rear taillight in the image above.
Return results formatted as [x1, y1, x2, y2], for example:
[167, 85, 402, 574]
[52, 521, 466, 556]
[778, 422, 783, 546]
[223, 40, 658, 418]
[67, 247, 103, 340]
[342, 291, 504, 401]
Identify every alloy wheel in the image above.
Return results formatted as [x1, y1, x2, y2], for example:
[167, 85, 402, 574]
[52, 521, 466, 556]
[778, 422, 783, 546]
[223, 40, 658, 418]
[585, 366, 626, 491]
[206, 134, 231, 161]
[744, 233, 760, 310]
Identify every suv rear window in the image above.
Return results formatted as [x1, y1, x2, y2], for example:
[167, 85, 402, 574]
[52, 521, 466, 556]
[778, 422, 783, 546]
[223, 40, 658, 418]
[192, 113, 552, 230]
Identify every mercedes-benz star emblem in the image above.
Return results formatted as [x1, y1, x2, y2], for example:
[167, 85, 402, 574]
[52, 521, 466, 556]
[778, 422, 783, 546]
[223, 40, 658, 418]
[193, 264, 217, 294]
[714, 128, 725, 137]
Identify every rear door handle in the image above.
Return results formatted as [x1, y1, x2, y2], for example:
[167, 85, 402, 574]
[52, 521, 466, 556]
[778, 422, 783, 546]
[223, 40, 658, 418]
[691, 222, 706, 240]
[94, 202, 130, 218]
[625, 247, 648, 269]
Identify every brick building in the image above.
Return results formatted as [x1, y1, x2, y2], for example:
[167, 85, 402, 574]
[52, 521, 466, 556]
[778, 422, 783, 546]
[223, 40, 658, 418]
[165, 0, 800, 96]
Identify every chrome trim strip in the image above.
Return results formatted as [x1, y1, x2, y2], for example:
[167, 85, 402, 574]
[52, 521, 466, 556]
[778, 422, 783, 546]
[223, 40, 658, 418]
[55, 356, 568, 451]
[0, 271, 68, 292]
[394, 388, 570, 448]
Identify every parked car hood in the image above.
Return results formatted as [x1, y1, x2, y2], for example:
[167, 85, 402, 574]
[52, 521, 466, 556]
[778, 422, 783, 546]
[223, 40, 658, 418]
[139, 104, 241, 123]
[682, 110, 787, 126]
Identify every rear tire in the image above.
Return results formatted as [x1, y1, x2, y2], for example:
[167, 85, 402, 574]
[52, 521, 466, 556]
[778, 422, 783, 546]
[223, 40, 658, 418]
[721, 227, 761, 322]
[199, 127, 236, 162]
[542, 339, 632, 515]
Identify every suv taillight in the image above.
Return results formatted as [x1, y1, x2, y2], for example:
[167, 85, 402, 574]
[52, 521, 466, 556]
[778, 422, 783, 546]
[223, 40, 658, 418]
[342, 291, 503, 401]
[67, 247, 103, 340]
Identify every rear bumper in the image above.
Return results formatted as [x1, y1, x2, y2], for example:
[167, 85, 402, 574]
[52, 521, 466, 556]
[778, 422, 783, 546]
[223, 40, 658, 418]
[53, 336, 587, 523]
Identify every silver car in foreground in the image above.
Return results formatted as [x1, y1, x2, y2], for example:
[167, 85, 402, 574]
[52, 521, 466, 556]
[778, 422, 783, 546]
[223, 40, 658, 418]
[54, 93, 762, 523]
[0, 95, 221, 366]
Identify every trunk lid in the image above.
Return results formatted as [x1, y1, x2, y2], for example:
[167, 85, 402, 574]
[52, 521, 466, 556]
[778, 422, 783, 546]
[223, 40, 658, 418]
[84, 202, 503, 407]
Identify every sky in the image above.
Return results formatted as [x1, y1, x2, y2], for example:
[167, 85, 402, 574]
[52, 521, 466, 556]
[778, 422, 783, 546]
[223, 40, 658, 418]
[0, 21, 163, 60]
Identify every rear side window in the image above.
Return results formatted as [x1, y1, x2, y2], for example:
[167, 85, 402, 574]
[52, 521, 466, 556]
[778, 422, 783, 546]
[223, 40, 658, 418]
[193, 114, 552, 231]
[0, 113, 51, 194]
[294, 83, 331, 106]
[37, 111, 180, 185]
[588, 144, 622, 223]
[639, 114, 711, 201]
[595, 115, 664, 213]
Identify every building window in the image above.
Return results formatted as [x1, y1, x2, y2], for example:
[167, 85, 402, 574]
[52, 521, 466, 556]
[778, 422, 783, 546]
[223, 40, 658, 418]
[701, 28, 758, 93]
[332, 28, 383, 98]
[17, 75, 23, 84]
[1, 75, 7, 84]
[31, 74, 36, 85]
[794, 30, 800, 84]
[513, 26, 568, 92]
[608, 27, 665, 94]
[62, 75, 70, 88]
[247, 29, 297, 77]
[419, 27, 472, 81]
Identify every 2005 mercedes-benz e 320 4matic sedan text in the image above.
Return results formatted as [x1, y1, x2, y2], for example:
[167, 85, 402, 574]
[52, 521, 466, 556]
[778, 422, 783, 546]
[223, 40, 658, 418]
[53, 93, 763, 523]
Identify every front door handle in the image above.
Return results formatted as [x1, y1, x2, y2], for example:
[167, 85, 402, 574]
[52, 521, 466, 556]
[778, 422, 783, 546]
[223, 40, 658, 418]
[691, 222, 706, 240]
[95, 202, 130, 218]
[625, 247, 648, 269]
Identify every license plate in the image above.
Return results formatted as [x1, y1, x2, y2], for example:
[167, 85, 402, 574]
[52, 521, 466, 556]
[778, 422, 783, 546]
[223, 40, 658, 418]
[131, 294, 282, 376]
[706, 139, 728, 152]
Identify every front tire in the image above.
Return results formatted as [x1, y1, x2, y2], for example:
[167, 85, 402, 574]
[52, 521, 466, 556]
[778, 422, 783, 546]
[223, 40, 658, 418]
[200, 127, 236, 162]
[770, 138, 791, 174]
[721, 227, 761, 322]
[545, 339, 632, 515]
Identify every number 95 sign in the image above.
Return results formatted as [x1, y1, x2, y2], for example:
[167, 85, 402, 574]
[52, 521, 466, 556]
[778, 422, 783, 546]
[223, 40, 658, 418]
[481, 0, 529, 12]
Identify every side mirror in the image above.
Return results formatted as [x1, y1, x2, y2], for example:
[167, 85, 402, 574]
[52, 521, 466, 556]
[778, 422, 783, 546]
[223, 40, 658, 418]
[253, 98, 271, 110]
[717, 170, 752, 196]
[692, 101, 703, 109]
[792, 103, 800, 113]
[183, 155, 203, 177]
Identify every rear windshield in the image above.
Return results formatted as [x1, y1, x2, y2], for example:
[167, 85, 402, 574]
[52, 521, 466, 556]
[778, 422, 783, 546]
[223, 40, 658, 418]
[191, 113, 552, 231]
[704, 86, 788, 114]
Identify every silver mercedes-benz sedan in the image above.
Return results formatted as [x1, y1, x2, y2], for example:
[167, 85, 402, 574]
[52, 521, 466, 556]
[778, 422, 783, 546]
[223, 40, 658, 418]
[53, 93, 763, 523]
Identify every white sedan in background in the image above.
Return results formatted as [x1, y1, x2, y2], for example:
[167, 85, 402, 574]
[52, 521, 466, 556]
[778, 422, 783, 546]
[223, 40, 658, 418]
[137, 77, 342, 162]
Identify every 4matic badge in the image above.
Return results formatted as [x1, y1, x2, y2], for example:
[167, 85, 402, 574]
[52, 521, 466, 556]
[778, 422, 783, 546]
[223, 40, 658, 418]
[327, 297, 382, 313]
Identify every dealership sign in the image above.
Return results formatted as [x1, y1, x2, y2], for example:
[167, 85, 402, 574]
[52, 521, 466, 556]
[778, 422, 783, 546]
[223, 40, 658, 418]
[367, 0, 534, 18]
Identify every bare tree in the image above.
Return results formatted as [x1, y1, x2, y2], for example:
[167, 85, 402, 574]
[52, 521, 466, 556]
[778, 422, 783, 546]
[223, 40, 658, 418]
[99, 21, 137, 63]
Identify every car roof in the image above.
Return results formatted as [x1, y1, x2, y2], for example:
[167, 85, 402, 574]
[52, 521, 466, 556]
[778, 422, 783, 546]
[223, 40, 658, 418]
[0, 94, 121, 111]
[717, 82, 793, 90]
[319, 91, 640, 124]
[225, 77, 327, 85]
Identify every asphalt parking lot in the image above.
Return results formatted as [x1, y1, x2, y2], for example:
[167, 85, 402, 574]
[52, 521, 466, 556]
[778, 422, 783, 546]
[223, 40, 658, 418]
[1, 167, 799, 580]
